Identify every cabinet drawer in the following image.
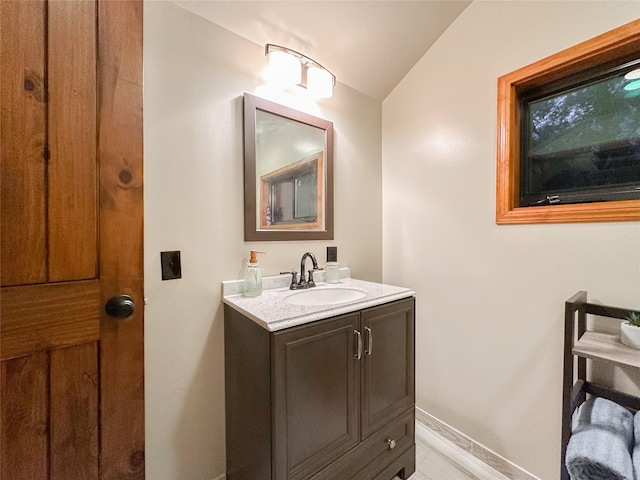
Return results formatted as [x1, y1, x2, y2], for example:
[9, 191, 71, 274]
[309, 408, 415, 480]
[351, 408, 415, 480]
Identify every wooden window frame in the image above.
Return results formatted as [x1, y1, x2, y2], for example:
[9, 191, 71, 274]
[259, 153, 324, 231]
[496, 19, 640, 225]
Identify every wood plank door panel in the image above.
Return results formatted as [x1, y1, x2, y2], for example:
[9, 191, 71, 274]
[97, 1, 145, 476]
[48, 0, 98, 282]
[0, 1, 144, 479]
[1, 281, 100, 361]
[0, 0, 47, 287]
[1, 352, 49, 480]
[1, 346, 99, 480]
[50, 343, 99, 480]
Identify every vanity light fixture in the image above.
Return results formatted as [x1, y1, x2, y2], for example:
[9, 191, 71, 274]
[265, 43, 336, 98]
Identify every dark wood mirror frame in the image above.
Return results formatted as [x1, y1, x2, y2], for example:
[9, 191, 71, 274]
[243, 93, 334, 241]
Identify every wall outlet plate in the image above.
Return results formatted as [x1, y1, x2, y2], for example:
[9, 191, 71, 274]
[161, 251, 182, 280]
[326, 246, 338, 262]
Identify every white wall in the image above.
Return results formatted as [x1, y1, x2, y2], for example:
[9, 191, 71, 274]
[382, 2, 640, 478]
[143, 2, 382, 478]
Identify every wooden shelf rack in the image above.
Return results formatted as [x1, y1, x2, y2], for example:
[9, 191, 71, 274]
[561, 291, 640, 480]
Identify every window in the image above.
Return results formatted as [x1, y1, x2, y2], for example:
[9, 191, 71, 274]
[259, 154, 324, 230]
[260, 156, 321, 227]
[496, 19, 640, 224]
[521, 63, 640, 207]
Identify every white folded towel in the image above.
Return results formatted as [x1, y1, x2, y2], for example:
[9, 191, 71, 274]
[566, 397, 634, 480]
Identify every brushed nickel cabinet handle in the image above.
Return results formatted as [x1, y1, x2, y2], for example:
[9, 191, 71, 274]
[364, 326, 372, 355]
[354, 330, 363, 360]
[386, 438, 396, 450]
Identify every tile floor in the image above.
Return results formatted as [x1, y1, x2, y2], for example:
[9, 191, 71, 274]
[394, 422, 509, 480]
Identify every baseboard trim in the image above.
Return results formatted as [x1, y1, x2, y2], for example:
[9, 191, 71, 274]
[415, 407, 540, 480]
[216, 410, 538, 480]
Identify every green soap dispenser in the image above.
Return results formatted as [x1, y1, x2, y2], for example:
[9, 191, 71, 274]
[244, 250, 265, 297]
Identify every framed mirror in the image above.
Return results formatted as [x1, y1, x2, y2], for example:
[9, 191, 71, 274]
[243, 93, 334, 241]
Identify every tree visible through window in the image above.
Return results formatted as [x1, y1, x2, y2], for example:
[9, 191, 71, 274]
[521, 66, 640, 206]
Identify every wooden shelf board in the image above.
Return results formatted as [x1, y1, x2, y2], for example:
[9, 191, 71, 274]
[573, 331, 640, 369]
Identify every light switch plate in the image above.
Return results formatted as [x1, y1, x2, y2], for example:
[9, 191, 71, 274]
[161, 251, 182, 280]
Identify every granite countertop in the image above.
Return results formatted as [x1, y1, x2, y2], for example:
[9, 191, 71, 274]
[222, 268, 415, 332]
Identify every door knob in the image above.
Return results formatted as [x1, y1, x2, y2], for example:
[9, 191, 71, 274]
[105, 294, 135, 319]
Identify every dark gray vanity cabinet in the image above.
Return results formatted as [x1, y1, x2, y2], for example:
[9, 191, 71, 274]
[224, 297, 415, 480]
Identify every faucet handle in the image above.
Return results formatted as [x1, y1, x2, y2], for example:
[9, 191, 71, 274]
[307, 269, 321, 287]
[280, 271, 299, 289]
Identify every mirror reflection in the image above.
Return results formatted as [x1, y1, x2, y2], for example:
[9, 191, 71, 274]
[244, 93, 334, 241]
[256, 110, 325, 228]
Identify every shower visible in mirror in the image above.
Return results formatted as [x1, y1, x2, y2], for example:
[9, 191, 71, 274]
[244, 93, 334, 241]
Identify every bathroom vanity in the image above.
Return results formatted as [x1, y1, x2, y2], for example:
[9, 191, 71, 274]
[223, 273, 416, 480]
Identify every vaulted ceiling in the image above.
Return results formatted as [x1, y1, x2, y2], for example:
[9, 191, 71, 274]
[173, 1, 471, 100]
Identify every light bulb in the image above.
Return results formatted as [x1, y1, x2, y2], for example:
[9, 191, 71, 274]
[267, 50, 301, 86]
[624, 68, 640, 80]
[624, 79, 640, 91]
[306, 66, 333, 98]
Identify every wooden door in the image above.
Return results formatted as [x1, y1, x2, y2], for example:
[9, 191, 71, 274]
[361, 298, 415, 439]
[0, 1, 144, 479]
[273, 314, 360, 480]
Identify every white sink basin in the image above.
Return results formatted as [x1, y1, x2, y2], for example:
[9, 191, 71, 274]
[285, 287, 367, 306]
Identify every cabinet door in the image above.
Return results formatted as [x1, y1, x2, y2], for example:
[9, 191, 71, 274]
[273, 313, 360, 480]
[361, 298, 415, 438]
